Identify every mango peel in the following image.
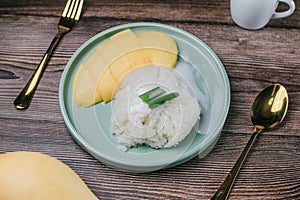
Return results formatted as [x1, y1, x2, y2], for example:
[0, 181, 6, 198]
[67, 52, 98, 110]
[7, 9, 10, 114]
[0, 151, 98, 200]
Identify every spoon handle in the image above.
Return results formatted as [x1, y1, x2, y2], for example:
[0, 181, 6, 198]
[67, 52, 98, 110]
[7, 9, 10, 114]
[211, 129, 261, 200]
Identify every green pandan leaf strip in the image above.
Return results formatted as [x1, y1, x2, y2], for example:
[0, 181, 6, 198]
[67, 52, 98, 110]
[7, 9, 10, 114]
[139, 86, 166, 103]
[147, 92, 179, 109]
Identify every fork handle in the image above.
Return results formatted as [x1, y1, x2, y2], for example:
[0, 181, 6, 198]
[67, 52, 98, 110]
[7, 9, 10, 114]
[14, 29, 67, 110]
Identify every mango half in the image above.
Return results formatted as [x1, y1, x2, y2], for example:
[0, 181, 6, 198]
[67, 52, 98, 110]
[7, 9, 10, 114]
[73, 29, 178, 106]
[0, 151, 98, 200]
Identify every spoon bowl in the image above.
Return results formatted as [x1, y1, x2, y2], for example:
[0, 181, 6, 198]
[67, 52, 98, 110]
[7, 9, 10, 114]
[251, 84, 288, 131]
[211, 84, 288, 200]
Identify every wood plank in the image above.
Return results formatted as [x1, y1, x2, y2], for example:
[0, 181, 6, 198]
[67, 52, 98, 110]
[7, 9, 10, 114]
[2, 0, 299, 28]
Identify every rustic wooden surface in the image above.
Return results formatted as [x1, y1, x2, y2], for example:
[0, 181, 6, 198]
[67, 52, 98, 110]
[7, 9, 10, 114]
[0, 0, 299, 199]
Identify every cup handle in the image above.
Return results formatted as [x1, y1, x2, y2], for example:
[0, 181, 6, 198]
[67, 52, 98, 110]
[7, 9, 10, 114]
[272, 0, 295, 19]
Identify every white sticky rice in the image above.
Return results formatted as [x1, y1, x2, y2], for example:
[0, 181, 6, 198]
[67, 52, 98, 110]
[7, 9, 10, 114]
[111, 66, 201, 151]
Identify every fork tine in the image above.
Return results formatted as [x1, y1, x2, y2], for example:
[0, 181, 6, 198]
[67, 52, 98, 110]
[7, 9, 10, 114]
[71, 0, 80, 19]
[66, 0, 76, 18]
[62, 0, 83, 20]
[62, 0, 71, 17]
[75, 0, 84, 20]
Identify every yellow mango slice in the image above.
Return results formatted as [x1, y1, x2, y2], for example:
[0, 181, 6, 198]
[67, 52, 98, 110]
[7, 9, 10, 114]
[109, 55, 131, 83]
[137, 31, 178, 53]
[73, 64, 102, 106]
[96, 37, 126, 66]
[95, 39, 125, 102]
[108, 29, 152, 85]
[111, 29, 151, 69]
[96, 38, 131, 83]
[97, 67, 118, 103]
[0, 151, 98, 200]
[85, 50, 107, 85]
[143, 50, 176, 68]
[136, 31, 178, 68]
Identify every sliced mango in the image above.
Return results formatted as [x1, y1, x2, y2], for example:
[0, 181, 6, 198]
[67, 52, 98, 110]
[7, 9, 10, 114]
[73, 64, 102, 106]
[109, 55, 131, 83]
[97, 67, 118, 103]
[96, 38, 131, 83]
[85, 50, 107, 84]
[73, 29, 178, 106]
[136, 31, 178, 53]
[96, 37, 125, 66]
[111, 29, 151, 69]
[136, 31, 178, 68]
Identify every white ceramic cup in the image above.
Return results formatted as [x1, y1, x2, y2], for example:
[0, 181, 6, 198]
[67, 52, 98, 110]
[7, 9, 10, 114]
[230, 0, 295, 30]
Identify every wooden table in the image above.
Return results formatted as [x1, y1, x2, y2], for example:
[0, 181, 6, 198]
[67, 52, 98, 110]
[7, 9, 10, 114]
[1, 0, 299, 199]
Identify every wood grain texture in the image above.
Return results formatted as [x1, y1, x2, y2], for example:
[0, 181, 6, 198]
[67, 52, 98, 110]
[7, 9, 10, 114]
[0, 0, 299, 199]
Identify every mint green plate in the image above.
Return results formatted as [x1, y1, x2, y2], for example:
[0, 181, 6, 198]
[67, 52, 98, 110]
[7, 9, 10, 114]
[59, 22, 230, 173]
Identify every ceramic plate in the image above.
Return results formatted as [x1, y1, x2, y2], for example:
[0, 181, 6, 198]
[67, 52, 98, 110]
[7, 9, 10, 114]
[59, 22, 230, 173]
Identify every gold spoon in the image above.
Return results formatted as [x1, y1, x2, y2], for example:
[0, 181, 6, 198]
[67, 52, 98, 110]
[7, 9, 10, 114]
[211, 84, 288, 200]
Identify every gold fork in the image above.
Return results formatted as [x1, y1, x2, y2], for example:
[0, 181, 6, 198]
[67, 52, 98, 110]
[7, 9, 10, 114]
[14, 0, 84, 110]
